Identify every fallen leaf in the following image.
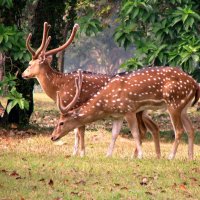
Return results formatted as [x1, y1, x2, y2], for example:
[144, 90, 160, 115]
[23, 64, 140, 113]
[93, 181, 99, 185]
[190, 177, 198, 182]
[192, 168, 200, 173]
[48, 179, 54, 186]
[65, 155, 71, 159]
[120, 186, 128, 190]
[1, 169, 8, 174]
[16, 176, 23, 180]
[179, 184, 187, 191]
[9, 171, 19, 177]
[75, 180, 86, 185]
[172, 183, 177, 189]
[145, 191, 153, 195]
[71, 191, 79, 196]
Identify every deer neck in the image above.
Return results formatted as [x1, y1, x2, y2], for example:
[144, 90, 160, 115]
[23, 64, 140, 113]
[74, 96, 112, 125]
[36, 66, 62, 101]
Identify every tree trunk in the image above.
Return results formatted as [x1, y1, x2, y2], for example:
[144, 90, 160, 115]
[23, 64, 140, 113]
[57, 0, 77, 72]
[32, 0, 66, 69]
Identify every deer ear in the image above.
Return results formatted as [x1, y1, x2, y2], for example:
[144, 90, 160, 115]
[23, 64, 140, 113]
[46, 55, 53, 65]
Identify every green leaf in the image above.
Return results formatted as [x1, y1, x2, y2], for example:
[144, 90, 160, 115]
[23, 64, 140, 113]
[18, 99, 24, 109]
[6, 100, 18, 114]
[171, 17, 181, 26]
[126, 5, 134, 16]
[0, 35, 3, 43]
[182, 13, 188, 23]
[192, 54, 199, 62]
[3, 34, 8, 42]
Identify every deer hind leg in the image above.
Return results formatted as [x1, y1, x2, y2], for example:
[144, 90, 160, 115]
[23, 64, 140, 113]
[142, 113, 161, 159]
[73, 126, 85, 157]
[168, 109, 184, 160]
[106, 119, 123, 157]
[133, 112, 147, 158]
[125, 113, 143, 159]
[181, 112, 194, 160]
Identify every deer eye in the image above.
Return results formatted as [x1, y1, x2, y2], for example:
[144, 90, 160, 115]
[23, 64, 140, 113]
[59, 122, 64, 126]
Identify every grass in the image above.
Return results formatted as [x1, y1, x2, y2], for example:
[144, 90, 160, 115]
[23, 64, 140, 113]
[0, 93, 200, 200]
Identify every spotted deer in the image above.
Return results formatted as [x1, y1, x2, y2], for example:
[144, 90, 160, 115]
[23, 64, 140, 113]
[22, 22, 160, 158]
[52, 67, 200, 160]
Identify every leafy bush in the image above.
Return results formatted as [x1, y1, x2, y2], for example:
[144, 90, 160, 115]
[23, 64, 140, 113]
[0, 74, 29, 114]
[114, 0, 200, 73]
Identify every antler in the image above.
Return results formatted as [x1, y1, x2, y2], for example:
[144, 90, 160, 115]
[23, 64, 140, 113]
[26, 33, 35, 56]
[26, 22, 51, 59]
[57, 70, 83, 114]
[45, 23, 79, 56]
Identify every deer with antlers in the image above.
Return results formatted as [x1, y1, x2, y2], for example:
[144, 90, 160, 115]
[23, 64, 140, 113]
[22, 22, 160, 158]
[52, 67, 200, 160]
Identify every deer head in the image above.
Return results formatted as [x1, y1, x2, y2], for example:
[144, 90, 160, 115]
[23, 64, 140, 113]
[22, 22, 79, 79]
[51, 71, 83, 141]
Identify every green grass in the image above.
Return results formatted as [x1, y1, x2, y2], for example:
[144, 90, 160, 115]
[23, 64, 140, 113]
[0, 93, 200, 200]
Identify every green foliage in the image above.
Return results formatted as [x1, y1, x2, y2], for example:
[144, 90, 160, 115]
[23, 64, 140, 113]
[115, 0, 200, 73]
[120, 57, 143, 71]
[0, 24, 31, 62]
[0, 0, 13, 8]
[75, 0, 110, 36]
[0, 2, 32, 117]
[0, 74, 29, 114]
[76, 12, 103, 36]
[6, 87, 29, 114]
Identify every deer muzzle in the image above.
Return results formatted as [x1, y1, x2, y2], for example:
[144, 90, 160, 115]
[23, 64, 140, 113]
[51, 135, 61, 141]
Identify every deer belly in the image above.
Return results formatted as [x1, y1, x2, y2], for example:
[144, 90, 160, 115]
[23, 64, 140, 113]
[135, 99, 167, 112]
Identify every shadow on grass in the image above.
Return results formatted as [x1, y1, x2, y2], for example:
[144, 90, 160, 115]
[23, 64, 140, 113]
[118, 126, 200, 144]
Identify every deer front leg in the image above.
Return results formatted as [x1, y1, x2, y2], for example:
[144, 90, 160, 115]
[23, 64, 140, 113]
[78, 126, 85, 157]
[73, 128, 80, 156]
[125, 113, 143, 159]
[73, 126, 86, 157]
[106, 119, 123, 157]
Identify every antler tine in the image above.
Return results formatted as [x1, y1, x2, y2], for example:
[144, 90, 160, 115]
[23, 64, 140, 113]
[78, 69, 83, 88]
[26, 33, 35, 56]
[57, 70, 83, 114]
[43, 36, 51, 53]
[34, 22, 51, 58]
[45, 23, 79, 57]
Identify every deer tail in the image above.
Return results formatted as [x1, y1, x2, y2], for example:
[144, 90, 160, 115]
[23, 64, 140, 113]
[192, 83, 200, 107]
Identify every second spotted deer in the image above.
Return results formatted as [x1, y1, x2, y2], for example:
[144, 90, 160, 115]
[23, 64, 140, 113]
[52, 67, 200, 160]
